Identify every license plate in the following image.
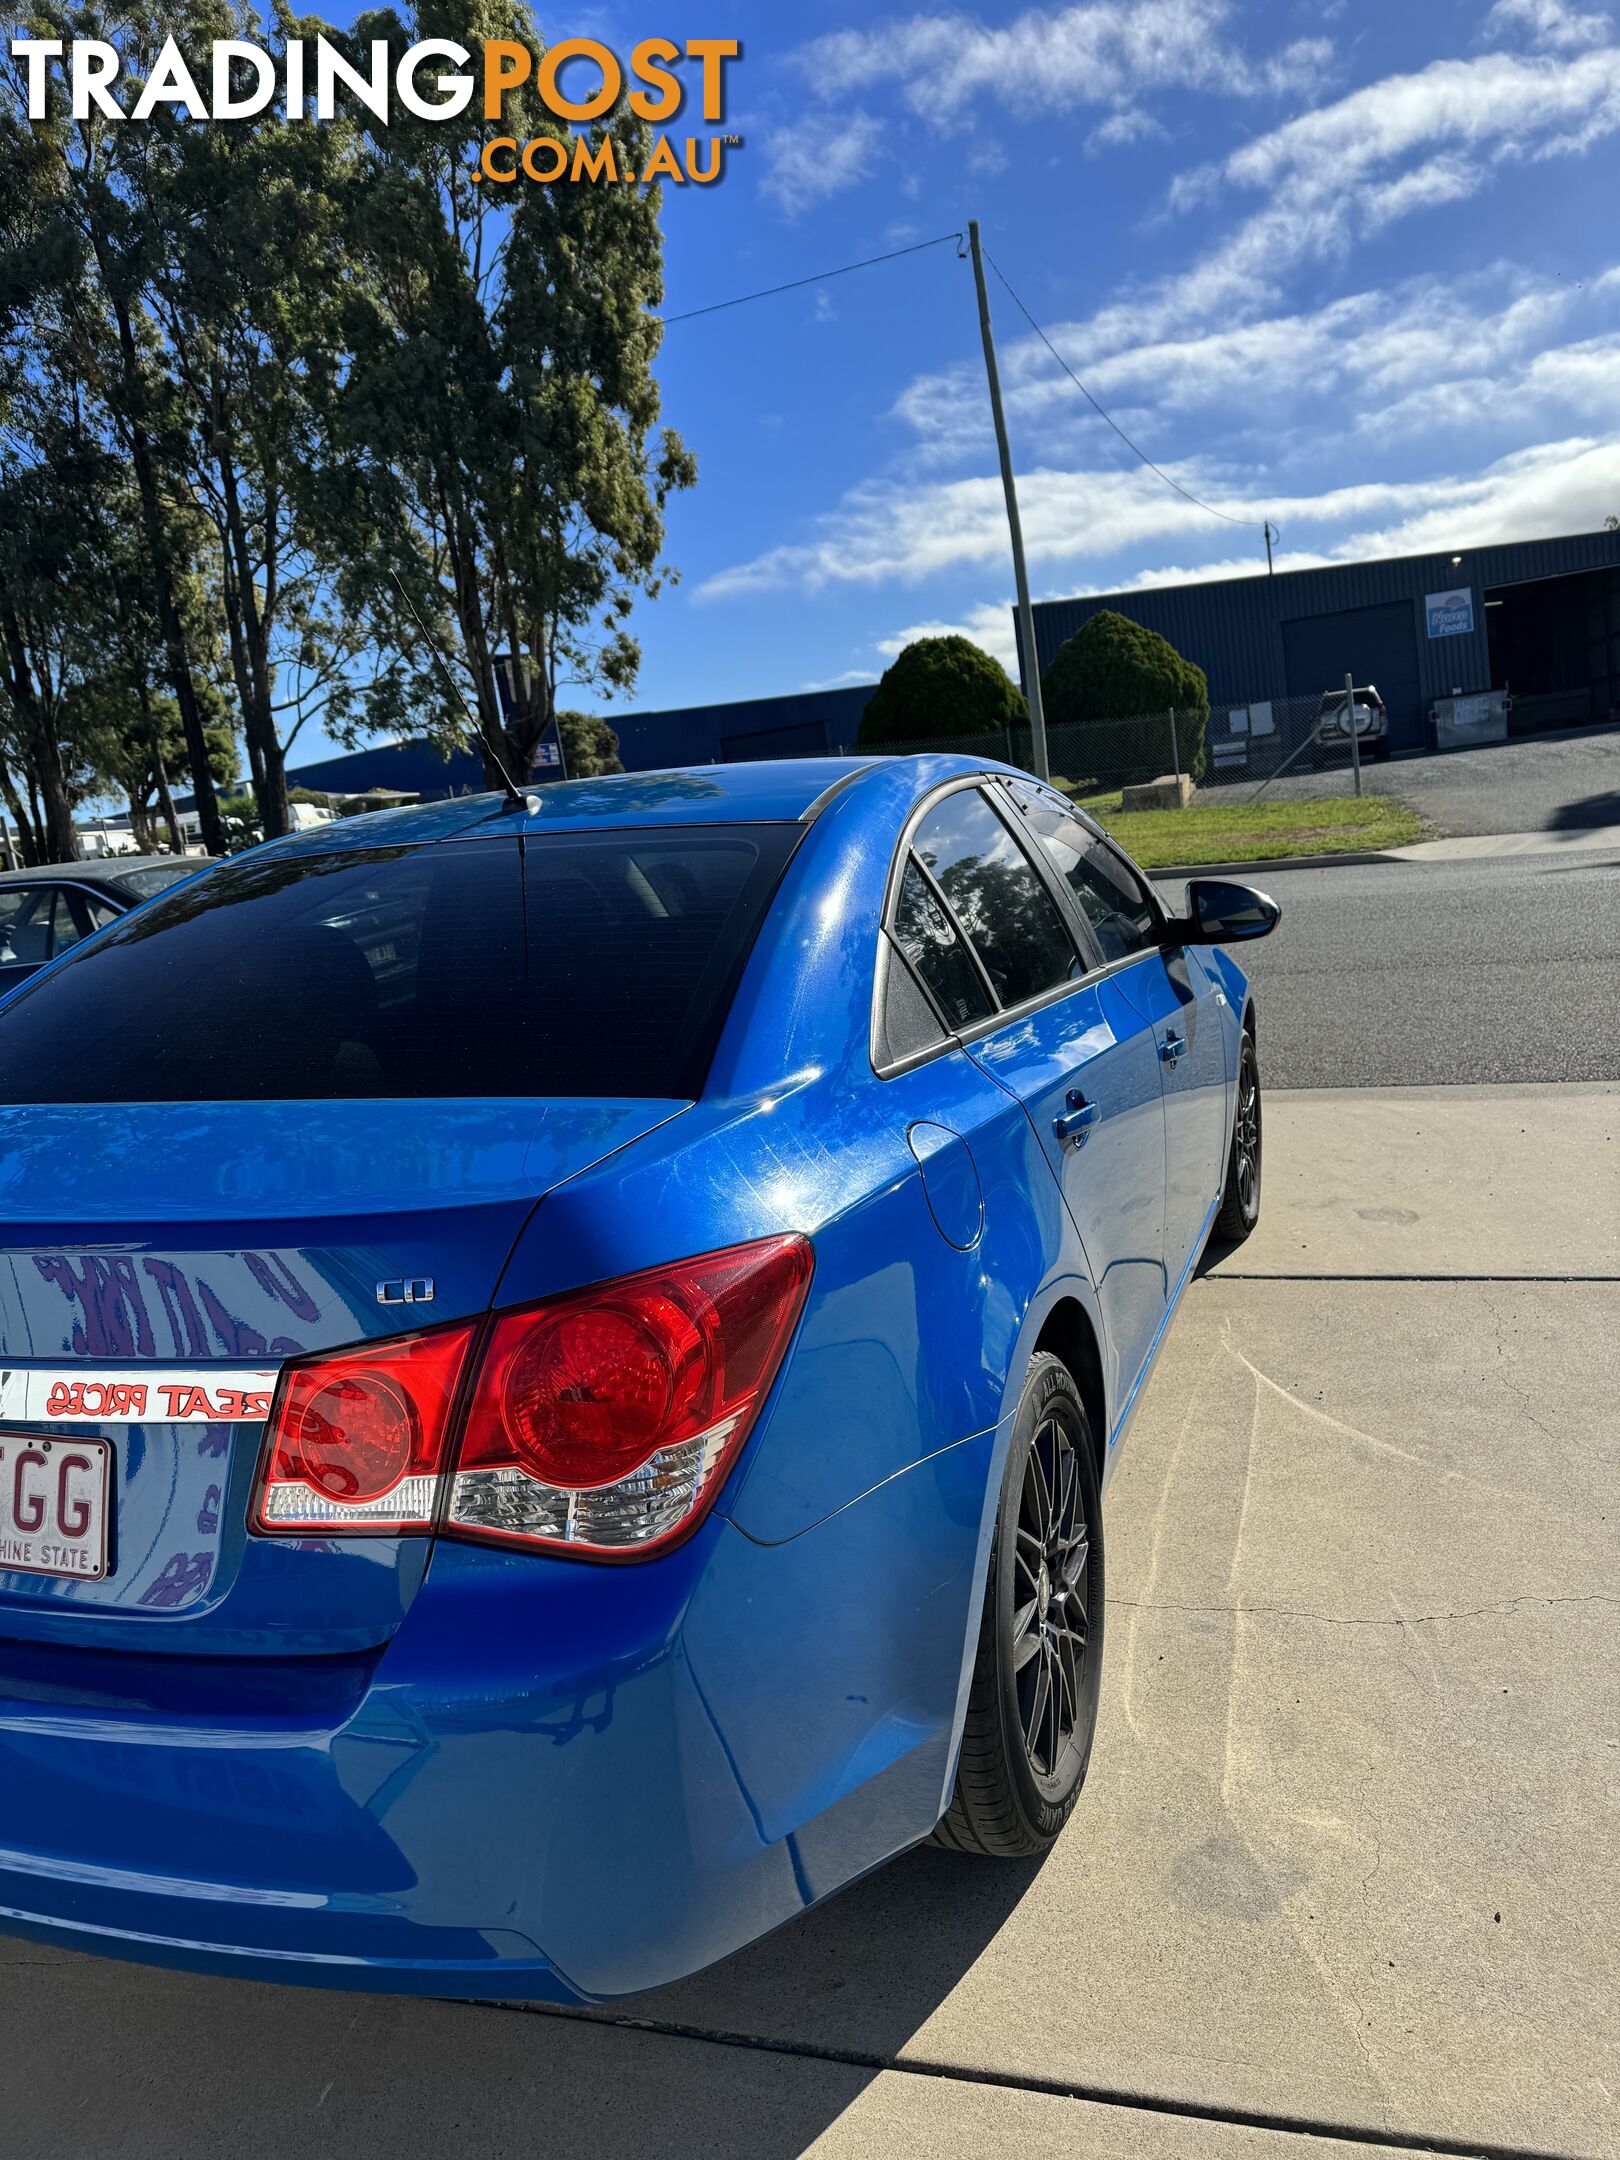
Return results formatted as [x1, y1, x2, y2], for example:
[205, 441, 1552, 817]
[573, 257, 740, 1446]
[0, 1433, 112, 1580]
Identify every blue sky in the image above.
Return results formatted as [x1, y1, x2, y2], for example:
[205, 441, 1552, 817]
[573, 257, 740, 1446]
[335, 0, 1620, 741]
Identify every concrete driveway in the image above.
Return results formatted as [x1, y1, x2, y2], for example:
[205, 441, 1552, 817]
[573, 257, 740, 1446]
[1204, 722, 1620, 837]
[5, 1081, 1615, 2159]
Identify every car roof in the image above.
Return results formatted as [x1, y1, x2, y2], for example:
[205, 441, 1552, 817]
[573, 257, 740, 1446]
[251, 757, 920, 859]
[0, 856, 199, 887]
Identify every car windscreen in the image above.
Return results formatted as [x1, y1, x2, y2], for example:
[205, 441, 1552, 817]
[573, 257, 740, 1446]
[0, 829, 795, 1104]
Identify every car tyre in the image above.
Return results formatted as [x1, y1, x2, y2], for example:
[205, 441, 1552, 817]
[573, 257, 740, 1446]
[934, 1353, 1103, 1859]
[1214, 1030, 1261, 1242]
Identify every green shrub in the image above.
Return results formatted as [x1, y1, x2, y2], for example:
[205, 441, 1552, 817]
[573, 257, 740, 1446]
[557, 711, 625, 777]
[1042, 609, 1209, 781]
[857, 635, 1027, 749]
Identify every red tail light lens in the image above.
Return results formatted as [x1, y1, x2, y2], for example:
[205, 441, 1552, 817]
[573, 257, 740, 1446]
[448, 1235, 813, 1559]
[253, 1323, 477, 1535]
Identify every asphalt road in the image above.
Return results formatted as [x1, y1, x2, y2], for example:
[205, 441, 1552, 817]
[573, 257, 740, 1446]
[1205, 722, 1620, 836]
[1157, 845, 1620, 1088]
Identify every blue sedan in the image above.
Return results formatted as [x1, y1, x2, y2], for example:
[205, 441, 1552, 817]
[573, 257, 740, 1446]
[0, 755, 1276, 2001]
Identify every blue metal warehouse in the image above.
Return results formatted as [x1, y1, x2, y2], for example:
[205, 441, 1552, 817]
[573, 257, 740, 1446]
[1029, 527, 1620, 756]
[280, 527, 1620, 797]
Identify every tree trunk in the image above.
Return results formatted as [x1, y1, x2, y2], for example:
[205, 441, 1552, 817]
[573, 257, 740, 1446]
[140, 684, 185, 852]
[0, 601, 80, 859]
[0, 766, 38, 867]
[152, 750, 183, 853]
[259, 731, 290, 838]
[34, 741, 78, 863]
[213, 432, 290, 841]
[106, 295, 225, 858]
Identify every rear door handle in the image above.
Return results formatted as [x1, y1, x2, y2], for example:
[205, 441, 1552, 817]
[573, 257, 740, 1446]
[1053, 1091, 1100, 1148]
[1160, 1032, 1187, 1065]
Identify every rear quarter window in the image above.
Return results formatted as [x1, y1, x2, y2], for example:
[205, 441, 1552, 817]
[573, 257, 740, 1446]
[0, 829, 794, 1104]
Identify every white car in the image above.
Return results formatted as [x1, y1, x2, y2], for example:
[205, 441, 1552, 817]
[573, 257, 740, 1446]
[1316, 684, 1390, 762]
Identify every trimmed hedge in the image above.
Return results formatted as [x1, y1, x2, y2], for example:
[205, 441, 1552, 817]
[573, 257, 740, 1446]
[1042, 609, 1209, 781]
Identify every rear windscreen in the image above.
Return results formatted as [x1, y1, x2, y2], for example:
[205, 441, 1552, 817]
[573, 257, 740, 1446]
[113, 863, 206, 899]
[0, 830, 794, 1104]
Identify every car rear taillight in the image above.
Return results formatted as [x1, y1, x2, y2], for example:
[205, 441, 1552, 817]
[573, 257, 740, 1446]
[448, 1235, 812, 1560]
[249, 1237, 813, 1559]
[253, 1323, 477, 1535]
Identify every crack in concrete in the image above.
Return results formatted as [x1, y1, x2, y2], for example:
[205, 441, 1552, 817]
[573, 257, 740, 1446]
[1109, 1591, 1620, 1628]
[490, 1998, 1595, 2160]
[1477, 1285, 1565, 1451]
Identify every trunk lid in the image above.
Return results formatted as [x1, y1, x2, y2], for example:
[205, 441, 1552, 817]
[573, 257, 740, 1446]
[0, 1097, 681, 1653]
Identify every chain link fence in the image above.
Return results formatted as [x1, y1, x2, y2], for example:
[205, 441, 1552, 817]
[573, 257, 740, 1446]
[838, 683, 1393, 804]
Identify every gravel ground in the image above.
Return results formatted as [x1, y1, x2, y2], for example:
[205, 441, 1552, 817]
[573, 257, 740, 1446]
[1156, 846, 1620, 1087]
[1200, 722, 1620, 837]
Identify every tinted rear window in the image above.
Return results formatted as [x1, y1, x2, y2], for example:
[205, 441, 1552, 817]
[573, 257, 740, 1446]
[0, 830, 793, 1104]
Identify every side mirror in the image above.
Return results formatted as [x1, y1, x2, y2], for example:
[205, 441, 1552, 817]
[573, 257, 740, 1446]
[1176, 878, 1280, 945]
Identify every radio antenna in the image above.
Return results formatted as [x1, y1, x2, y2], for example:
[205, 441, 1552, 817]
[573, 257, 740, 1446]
[388, 570, 526, 809]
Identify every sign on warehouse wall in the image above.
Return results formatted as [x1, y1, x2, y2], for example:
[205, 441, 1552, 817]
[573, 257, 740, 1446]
[1425, 588, 1476, 639]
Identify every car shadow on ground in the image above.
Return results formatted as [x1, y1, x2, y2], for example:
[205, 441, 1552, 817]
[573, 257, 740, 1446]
[1194, 1234, 1246, 1278]
[1549, 788, 1620, 829]
[4, 1846, 1055, 2158]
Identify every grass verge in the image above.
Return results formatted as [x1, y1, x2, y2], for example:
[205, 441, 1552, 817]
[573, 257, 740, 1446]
[1054, 789, 1430, 869]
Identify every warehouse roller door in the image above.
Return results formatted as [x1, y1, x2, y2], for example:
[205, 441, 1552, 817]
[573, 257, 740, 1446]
[1282, 601, 1425, 753]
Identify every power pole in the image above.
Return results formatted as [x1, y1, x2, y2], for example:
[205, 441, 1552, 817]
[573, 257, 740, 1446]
[968, 220, 1050, 783]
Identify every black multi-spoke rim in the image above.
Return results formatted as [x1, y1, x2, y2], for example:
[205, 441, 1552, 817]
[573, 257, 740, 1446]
[1234, 1058, 1261, 1217]
[1011, 1415, 1090, 1790]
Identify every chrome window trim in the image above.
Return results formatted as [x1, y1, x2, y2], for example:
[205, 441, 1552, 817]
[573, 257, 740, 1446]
[799, 763, 879, 822]
[870, 771, 1165, 1081]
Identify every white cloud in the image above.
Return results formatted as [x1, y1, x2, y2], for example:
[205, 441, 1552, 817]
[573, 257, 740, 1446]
[800, 668, 879, 690]
[892, 265, 1620, 465]
[1485, 0, 1613, 52]
[1335, 436, 1620, 558]
[876, 600, 1021, 670]
[798, 1, 1331, 119]
[1104, 45, 1620, 348]
[697, 437, 1620, 601]
[700, 465, 1343, 598]
[1219, 48, 1620, 200]
[1086, 106, 1167, 153]
[760, 110, 883, 212]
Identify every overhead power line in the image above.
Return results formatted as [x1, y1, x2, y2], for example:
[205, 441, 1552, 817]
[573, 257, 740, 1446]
[665, 230, 965, 324]
[981, 246, 1262, 533]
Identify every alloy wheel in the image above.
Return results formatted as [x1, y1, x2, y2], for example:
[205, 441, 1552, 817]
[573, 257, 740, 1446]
[1234, 1057, 1261, 1217]
[1010, 1413, 1091, 1791]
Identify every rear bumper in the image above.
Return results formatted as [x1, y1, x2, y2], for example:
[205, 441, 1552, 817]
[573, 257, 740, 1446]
[0, 1431, 995, 2000]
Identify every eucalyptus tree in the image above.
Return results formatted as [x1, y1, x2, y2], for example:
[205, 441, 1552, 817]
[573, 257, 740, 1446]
[149, 20, 372, 837]
[317, 0, 695, 785]
[0, 454, 95, 861]
[0, 3, 231, 854]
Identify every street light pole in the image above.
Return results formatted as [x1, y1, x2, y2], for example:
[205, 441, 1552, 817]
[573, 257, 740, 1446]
[968, 219, 1050, 783]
